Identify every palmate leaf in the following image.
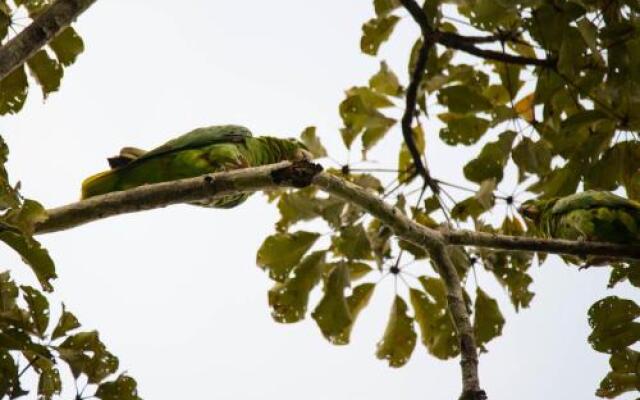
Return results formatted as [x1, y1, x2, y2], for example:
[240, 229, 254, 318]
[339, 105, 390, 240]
[21, 285, 49, 337]
[376, 295, 417, 367]
[27, 50, 63, 98]
[438, 113, 490, 146]
[331, 224, 373, 261]
[57, 331, 119, 383]
[37, 363, 61, 400]
[51, 304, 81, 340]
[0, 229, 56, 292]
[334, 283, 375, 344]
[0, 350, 27, 399]
[463, 131, 517, 184]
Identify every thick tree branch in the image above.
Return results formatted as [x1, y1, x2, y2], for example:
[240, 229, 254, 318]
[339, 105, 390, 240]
[0, 0, 96, 80]
[34, 162, 640, 398]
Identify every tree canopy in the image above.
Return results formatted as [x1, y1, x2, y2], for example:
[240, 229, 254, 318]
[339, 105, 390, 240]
[1, 0, 640, 399]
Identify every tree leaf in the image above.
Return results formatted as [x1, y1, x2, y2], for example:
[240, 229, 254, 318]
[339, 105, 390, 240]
[311, 263, 352, 344]
[95, 375, 141, 400]
[256, 231, 320, 282]
[360, 15, 400, 56]
[463, 131, 517, 184]
[596, 349, 640, 398]
[438, 85, 493, 113]
[334, 283, 375, 344]
[300, 126, 327, 158]
[0, 350, 26, 399]
[410, 277, 460, 359]
[376, 295, 417, 367]
[512, 137, 552, 177]
[374, 0, 400, 16]
[38, 364, 61, 400]
[588, 297, 640, 353]
[20, 285, 49, 337]
[51, 304, 81, 340]
[0, 66, 28, 115]
[514, 93, 535, 123]
[439, 113, 490, 146]
[268, 251, 324, 323]
[58, 331, 119, 383]
[369, 61, 403, 97]
[27, 50, 63, 98]
[0, 230, 56, 292]
[474, 288, 505, 351]
[49, 27, 84, 67]
[331, 224, 373, 260]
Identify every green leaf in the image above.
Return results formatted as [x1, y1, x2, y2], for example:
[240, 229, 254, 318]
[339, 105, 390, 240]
[463, 131, 517, 184]
[474, 288, 505, 351]
[360, 15, 400, 56]
[300, 126, 327, 158]
[588, 297, 640, 353]
[95, 375, 141, 400]
[0, 229, 56, 292]
[561, 110, 610, 134]
[373, 0, 400, 16]
[438, 85, 493, 113]
[334, 283, 376, 344]
[256, 231, 320, 282]
[311, 263, 352, 344]
[439, 113, 490, 146]
[339, 86, 396, 149]
[58, 331, 119, 383]
[0, 350, 26, 399]
[331, 224, 373, 260]
[268, 251, 324, 323]
[49, 27, 84, 66]
[27, 50, 63, 98]
[0, 66, 28, 115]
[38, 364, 61, 400]
[51, 304, 81, 340]
[596, 349, 640, 398]
[376, 295, 417, 367]
[512, 137, 552, 177]
[409, 277, 459, 359]
[367, 219, 392, 269]
[20, 285, 49, 337]
[398, 124, 425, 183]
[369, 61, 402, 97]
[528, 161, 582, 198]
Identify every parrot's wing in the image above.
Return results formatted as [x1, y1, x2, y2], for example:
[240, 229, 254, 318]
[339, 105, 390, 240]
[135, 125, 252, 162]
[551, 190, 640, 215]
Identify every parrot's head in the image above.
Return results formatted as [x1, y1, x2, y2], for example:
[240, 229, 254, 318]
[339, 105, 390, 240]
[518, 198, 558, 224]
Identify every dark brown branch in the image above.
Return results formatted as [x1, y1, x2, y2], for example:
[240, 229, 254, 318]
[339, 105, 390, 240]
[398, 0, 439, 195]
[445, 229, 640, 261]
[0, 0, 96, 80]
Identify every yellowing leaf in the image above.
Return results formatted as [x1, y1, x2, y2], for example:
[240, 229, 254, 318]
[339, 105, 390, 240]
[360, 15, 400, 56]
[474, 288, 505, 351]
[514, 93, 535, 123]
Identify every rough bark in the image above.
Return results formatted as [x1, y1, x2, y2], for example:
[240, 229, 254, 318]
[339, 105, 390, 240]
[0, 0, 96, 80]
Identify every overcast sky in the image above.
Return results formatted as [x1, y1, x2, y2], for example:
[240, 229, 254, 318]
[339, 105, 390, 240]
[2, 1, 639, 399]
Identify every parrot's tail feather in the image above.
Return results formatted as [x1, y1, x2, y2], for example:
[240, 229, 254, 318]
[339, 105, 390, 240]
[81, 170, 120, 199]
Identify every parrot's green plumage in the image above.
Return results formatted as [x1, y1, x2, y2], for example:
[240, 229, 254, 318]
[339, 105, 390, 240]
[519, 190, 640, 245]
[82, 125, 310, 208]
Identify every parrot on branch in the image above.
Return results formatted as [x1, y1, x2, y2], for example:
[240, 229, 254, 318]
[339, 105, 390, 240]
[519, 190, 640, 266]
[81, 125, 311, 208]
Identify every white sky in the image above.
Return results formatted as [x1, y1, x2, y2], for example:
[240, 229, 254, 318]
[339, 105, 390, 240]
[2, 1, 639, 399]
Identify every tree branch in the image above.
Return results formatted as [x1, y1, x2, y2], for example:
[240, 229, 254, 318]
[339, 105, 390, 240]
[0, 0, 96, 80]
[33, 162, 640, 398]
[398, 0, 439, 195]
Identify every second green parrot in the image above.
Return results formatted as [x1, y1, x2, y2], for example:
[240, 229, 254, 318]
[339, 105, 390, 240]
[81, 125, 311, 208]
[519, 190, 640, 245]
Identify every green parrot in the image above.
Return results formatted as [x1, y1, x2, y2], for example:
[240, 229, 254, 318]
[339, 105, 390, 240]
[81, 125, 311, 208]
[519, 190, 640, 245]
